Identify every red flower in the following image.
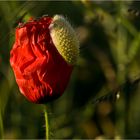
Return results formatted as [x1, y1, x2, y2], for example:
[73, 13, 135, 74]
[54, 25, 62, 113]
[10, 15, 78, 104]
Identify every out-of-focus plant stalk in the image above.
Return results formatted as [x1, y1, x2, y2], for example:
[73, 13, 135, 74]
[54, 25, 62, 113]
[0, 108, 3, 139]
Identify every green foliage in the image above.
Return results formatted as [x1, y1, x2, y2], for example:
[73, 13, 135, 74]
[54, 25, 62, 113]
[0, 1, 140, 139]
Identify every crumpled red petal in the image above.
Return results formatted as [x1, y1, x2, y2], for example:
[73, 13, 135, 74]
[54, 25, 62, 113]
[10, 16, 73, 104]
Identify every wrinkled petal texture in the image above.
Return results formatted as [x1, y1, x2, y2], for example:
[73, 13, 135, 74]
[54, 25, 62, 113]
[10, 17, 73, 104]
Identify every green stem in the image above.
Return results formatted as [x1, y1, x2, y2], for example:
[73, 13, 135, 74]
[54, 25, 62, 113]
[0, 108, 3, 139]
[44, 105, 49, 140]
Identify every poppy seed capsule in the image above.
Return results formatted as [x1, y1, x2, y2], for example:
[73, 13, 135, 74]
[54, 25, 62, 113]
[49, 15, 79, 65]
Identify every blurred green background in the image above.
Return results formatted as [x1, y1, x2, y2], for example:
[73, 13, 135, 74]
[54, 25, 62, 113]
[0, 1, 140, 139]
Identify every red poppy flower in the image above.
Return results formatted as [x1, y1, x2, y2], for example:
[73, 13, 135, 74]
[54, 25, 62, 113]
[10, 15, 79, 104]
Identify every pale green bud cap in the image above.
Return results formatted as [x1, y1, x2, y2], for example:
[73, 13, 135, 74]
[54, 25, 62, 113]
[49, 15, 79, 65]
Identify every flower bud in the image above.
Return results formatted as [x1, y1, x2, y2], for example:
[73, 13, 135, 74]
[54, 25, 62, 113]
[10, 15, 79, 104]
[49, 15, 79, 65]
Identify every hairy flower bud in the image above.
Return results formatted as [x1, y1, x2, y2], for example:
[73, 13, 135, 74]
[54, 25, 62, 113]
[49, 15, 79, 65]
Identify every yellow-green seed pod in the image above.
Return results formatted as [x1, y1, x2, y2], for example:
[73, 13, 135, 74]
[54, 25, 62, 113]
[49, 15, 79, 65]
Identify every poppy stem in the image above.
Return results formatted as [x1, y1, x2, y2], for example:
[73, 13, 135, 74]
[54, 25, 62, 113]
[44, 105, 49, 140]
